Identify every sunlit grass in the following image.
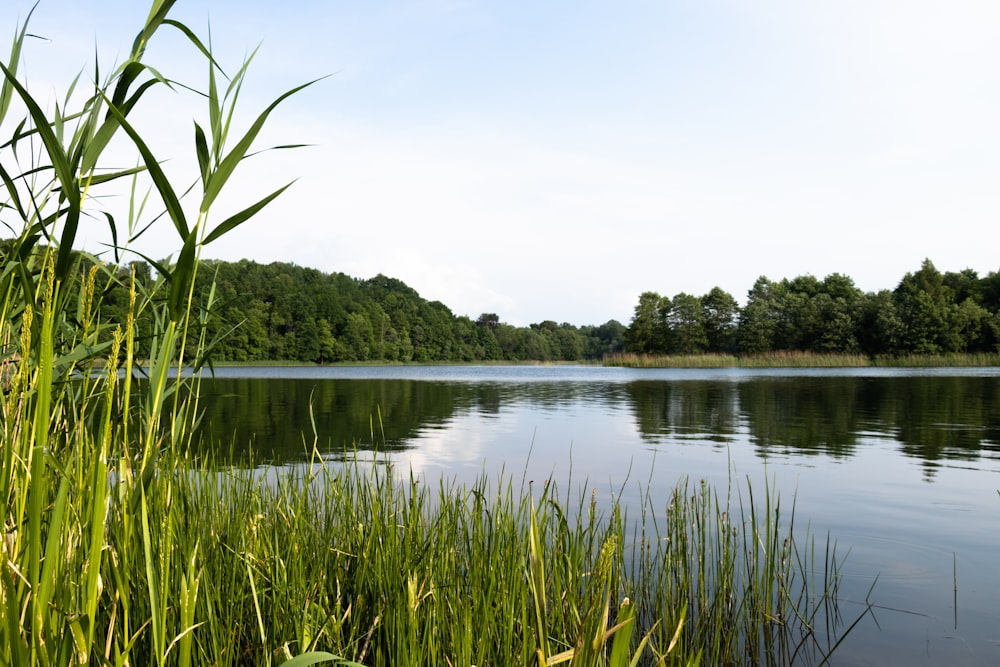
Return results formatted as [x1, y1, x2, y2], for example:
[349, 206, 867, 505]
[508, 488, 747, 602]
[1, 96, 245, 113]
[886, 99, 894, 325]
[4, 427, 864, 665]
[604, 352, 872, 368]
[873, 352, 1000, 367]
[605, 351, 1000, 368]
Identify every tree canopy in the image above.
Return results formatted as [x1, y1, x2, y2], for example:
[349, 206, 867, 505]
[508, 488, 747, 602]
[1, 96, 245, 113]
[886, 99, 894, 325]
[625, 260, 1000, 357]
[88, 258, 627, 363]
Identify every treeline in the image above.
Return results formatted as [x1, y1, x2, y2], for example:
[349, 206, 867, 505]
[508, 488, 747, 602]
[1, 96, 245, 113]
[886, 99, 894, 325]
[626, 259, 1000, 357]
[99, 259, 626, 363]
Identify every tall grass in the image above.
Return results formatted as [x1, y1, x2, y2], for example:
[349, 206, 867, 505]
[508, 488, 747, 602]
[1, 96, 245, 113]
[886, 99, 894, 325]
[1, 2, 332, 664]
[605, 350, 1000, 368]
[604, 352, 872, 369]
[872, 352, 1000, 367]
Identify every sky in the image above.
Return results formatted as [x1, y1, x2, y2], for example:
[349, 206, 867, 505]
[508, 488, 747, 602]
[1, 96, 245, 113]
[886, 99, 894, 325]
[3, 1, 999, 326]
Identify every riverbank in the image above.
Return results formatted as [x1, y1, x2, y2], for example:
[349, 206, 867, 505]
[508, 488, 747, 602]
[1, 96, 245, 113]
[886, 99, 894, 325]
[205, 351, 1000, 370]
[603, 351, 1000, 368]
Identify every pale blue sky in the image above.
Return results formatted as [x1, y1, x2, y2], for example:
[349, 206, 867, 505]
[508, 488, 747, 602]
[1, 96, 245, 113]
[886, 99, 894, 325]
[4, 1, 999, 325]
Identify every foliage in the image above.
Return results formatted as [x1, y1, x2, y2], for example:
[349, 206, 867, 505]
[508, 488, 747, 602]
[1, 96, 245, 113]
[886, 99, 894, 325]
[91, 259, 628, 364]
[625, 260, 1000, 361]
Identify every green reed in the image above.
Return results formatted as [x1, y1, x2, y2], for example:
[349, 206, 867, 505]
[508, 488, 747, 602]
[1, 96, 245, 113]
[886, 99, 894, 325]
[604, 352, 873, 369]
[193, 455, 867, 665]
[3, 410, 865, 667]
[1, 2, 330, 664]
[606, 350, 1000, 368]
[873, 352, 1000, 367]
[604, 353, 741, 368]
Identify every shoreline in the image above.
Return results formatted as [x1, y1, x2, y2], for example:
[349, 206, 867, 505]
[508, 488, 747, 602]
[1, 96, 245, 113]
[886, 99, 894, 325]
[196, 352, 1000, 369]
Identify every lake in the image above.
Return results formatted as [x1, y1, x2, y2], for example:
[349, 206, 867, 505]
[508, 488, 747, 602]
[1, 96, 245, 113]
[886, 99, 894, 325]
[195, 365, 1000, 666]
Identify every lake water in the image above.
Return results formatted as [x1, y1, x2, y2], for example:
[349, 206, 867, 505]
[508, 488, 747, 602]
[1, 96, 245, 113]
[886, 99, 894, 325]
[195, 365, 1000, 666]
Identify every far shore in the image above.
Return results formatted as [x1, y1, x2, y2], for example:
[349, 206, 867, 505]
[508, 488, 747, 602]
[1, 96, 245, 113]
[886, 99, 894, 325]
[188, 352, 1000, 370]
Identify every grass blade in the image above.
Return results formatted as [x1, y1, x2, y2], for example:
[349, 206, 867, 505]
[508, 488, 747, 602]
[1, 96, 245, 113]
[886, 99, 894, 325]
[199, 77, 320, 213]
[99, 92, 189, 239]
[202, 181, 293, 245]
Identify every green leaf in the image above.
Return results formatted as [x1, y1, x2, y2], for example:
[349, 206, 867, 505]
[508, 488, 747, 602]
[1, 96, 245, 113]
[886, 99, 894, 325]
[0, 1, 36, 123]
[37, 473, 71, 624]
[242, 143, 313, 160]
[86, 164, 148, 186]
[0, 161, 26, 219]
[110, 61, 147, 112]
[101, 212, 122, 262]
[194, 121, 209, 188]
[168, 227, 198, 322]
[1, 567, 29, 666]
[162, 18, 226, 76]
[203, 181, 293, 245]
[0, 61, 80, 208]
[55, 204, 82, 281]
[200, 77, 321, 213]
[0, 62, 85, 280]
[100, 93, 190, 239]
[216, 46, 259, 157]
[130, 0, 177, 61]
[281, 652, 362, 667]
[82, 77, 160, 174]
[122, 247, 171, 280]
[608, 599, 636, 667]
[52, 339, 113, 370]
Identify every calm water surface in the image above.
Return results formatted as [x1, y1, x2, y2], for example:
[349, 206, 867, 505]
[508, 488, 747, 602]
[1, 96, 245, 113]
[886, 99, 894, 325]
[196, 365, 1000, 666]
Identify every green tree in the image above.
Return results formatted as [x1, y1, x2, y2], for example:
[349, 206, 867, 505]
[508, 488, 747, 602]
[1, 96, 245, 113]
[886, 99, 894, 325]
[894, 259, 952, 353]
[858, 290, 904, 355]
[737, 277, 783, 354]
[626, 291, 668, 354]
[555, 324, 585, 360]
[948, 299, 989, 352]
[317, 317, 336, 363]
[812, 293, 859, 352]
[476, 312, 500, 331]
[344, 311, 373, 360]
[666, 292, 707, 354]
[581, 320, 626, 358]
[701, 287, 739, 353]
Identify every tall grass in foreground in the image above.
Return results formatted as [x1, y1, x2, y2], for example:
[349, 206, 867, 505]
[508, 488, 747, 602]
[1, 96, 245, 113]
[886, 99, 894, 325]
[1, 2, 334, 664]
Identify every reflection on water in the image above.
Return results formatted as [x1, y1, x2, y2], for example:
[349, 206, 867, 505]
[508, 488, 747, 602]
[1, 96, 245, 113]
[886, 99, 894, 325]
[197, 370, 1000, 480]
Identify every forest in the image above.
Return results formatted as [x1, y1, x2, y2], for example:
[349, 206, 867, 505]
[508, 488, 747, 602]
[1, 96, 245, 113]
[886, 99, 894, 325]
[627, 259, 1000, 357]
[87, 255, 1000, 364]
[93, 257, 627, 363]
